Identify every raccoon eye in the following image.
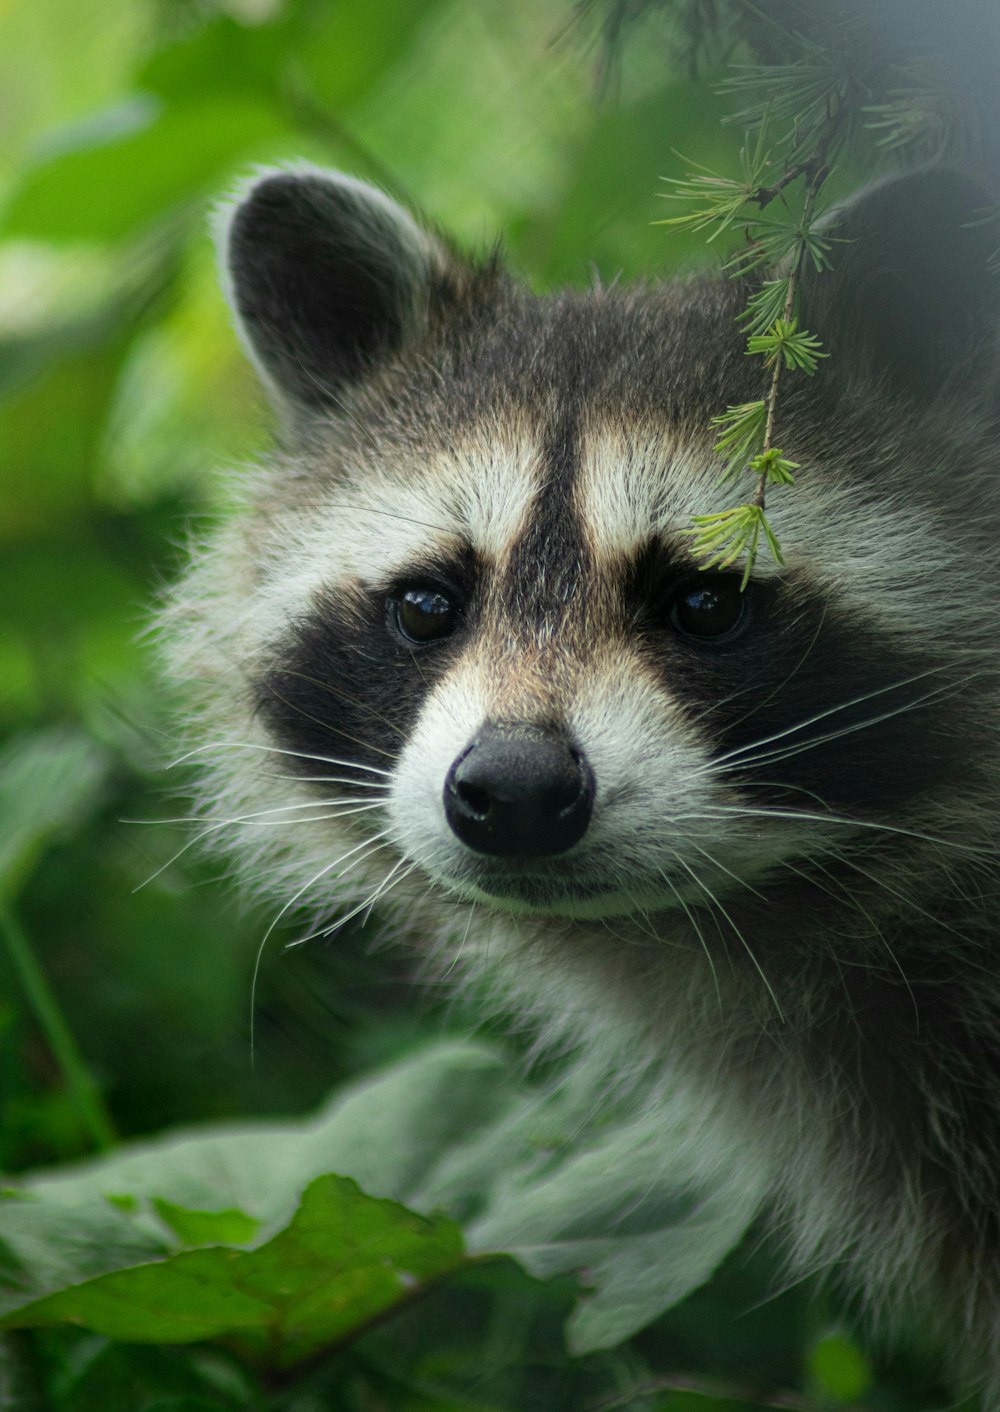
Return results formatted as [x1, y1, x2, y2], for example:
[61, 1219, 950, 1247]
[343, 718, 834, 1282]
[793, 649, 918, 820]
[668, 575, 747, 639]
[390, 586, 459, 644]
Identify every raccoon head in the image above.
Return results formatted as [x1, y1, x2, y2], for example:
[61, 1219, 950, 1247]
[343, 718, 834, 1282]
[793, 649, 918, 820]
[166, 164, 1000, 998]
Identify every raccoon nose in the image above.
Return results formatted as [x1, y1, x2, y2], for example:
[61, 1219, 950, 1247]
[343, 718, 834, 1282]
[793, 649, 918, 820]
[443, 723, 594, 857]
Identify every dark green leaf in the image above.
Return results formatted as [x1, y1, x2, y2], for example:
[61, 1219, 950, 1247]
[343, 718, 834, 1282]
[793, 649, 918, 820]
[3, 1175, 464, 1370]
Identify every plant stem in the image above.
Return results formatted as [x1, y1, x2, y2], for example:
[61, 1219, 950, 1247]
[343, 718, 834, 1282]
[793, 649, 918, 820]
[0, 900, 116, 1153]
[751, 170, 824, 510]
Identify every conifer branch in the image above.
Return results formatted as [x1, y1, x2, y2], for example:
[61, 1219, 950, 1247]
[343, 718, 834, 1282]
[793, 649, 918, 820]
[749, 167, 823, 514]
[667, 81, 842, 585]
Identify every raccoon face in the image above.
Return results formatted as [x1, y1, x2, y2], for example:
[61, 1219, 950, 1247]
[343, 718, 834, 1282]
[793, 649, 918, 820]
[168, 165, 1000, 951]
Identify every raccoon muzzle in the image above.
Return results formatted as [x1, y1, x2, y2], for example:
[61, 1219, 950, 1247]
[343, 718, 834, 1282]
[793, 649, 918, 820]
[443, 722, 594, 858]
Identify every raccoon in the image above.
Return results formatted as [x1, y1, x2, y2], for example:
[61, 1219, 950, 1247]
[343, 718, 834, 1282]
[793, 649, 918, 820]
[161, 164, 1000, 1397]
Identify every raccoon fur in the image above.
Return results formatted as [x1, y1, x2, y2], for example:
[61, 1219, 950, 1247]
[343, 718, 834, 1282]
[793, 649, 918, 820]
[160, 164, 1000, 1398]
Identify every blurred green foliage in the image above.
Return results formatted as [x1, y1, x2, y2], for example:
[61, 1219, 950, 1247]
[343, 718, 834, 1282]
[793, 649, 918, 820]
[0, 0, 964, 1407]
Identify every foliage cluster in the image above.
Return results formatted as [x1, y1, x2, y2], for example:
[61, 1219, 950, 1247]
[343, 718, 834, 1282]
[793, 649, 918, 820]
[0, 0, 980, 1408]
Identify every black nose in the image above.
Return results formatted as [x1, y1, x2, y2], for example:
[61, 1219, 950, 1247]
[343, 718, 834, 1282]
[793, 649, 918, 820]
[443, 723, 594, 857]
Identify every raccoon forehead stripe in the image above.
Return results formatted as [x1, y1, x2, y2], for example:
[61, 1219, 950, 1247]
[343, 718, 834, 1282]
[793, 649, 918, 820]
[256, 433, 544, 607]
[435, 431, 543, 562]
[501, 414, 589, 632]
[573, 423, 721, 562]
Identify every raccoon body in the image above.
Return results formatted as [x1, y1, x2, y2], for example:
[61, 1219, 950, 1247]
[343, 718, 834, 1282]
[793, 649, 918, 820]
[162, 165, 1000, 1396]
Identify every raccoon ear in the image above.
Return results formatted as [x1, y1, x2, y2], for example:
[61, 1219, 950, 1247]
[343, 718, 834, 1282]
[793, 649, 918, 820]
[798, 167, 999, 395]
[219, 166, 440, 420]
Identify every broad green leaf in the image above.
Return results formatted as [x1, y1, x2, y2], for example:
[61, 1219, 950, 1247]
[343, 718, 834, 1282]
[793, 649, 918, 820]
[3, 1175, 465, 1371]
[3, 99, 290, 243]
[3, 1043, 764, 1354]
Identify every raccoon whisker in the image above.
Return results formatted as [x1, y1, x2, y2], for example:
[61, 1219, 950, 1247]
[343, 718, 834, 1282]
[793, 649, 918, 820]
[669, 852, 785, 1022]
[133, 796, 385, 827]
[360, 859, 420, 928]
[699, 664, 961, 774]
[780, 853, 878, 934]
[653, 862, 723, 1010]
[274, 670, 408, 740]
[692, 804, 996, 860]
[436, 903, 479, 981]
[709, 691, 971, 782]
[263, 684, 400, 759]
[133, 799, 386, 885]
[833, 853, 991, 960]
[249, 830, 393, 1055]
[685, 839, 768, 902]
[597, 902, 664, 950]
[677, 603, 831, 737]
[710, 675, 978, 777]
[780, 855, 921, 1030]
[407, 648, 433, 693]
[168, 741, 393, 777]
[134, 805, 322, 890]
[712, 599, 832, 737]
[133, 834, 214, 890]
[631, 903, 676, 946]
[285, 856, 418, 949]
[338, 502, 454, 534]
[322, 387, 386, 455]
[255, 832, 392, 954]
[262, 685, 398, 760]
[725, 778, 834, 811]
[262, 773, 390, 791]
[232, 803, 386, 828]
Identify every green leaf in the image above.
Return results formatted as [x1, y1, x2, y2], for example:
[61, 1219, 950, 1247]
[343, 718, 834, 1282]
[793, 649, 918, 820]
[687, 504, 784, 587]
[738, 278, 791, 336]
[0, 1186, 166, 1305]
[709, 400, 767, 478]
[748, 448, 798, 485]
[2, 1175, 465, 1370]
[657, 125, 773, 241]
[746, 319, 826, 373]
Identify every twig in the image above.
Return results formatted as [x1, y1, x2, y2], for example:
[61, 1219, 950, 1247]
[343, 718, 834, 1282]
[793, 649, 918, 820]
[751, 165, 825, 512]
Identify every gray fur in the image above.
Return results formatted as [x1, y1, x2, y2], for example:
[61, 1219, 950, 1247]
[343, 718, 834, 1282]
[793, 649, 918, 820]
[160, 166, 1000, 1402]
